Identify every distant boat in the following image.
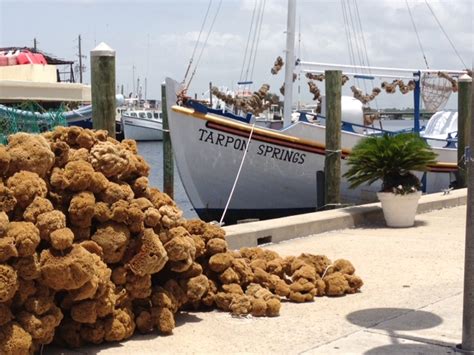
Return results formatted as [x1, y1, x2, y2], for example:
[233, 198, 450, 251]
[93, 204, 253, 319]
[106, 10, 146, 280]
[121, 109, 163, 141]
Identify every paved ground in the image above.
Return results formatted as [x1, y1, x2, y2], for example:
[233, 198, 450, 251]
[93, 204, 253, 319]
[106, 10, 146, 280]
[48, 205, 467, 354]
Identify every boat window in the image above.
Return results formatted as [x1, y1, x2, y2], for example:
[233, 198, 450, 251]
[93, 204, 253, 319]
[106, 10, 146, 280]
[153, 112, 159, 119]
[147, 112, 153, 119]
[130, 112, 137, 117]
[139, 112, 146, 118]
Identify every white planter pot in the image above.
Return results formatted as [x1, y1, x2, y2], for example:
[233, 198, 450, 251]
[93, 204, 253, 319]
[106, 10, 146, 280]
[376, 191, 422, 227]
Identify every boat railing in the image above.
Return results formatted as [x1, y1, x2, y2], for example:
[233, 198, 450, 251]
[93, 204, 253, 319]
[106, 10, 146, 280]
[187, 100, 252, 123]
[185, 101, 456, 148]
[301, 111, 457, 148]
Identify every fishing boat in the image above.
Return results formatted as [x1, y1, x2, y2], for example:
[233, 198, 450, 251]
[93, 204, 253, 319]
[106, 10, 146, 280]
[121, 109, 163, 141]
[165, 77, 459, 224]
[164, 0, 468, 225]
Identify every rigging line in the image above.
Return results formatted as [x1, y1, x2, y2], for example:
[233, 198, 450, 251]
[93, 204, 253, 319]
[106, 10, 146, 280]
[424, 0, 467, 68]
[405, 0, 429, 69]
[353, 0, 378, 109]
[353, 0, 371, 72]
[351, 0, 369, 95]
[244, 0, 262, 83]
[186, 0, 223, 91]
[346, 0, 363, 68]
[341, 0, 353, 66]
[249, 0, 266, 85]
[341, 0, 356, 76]
[347, 0, 367, 93]
[342, 0, 360, 88]
[239, 0, 258, 83]
[183, 0, 213, 84]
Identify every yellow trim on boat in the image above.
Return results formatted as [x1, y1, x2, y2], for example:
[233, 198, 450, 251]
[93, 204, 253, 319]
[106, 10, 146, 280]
[171, 105, 456, 169]
[172, 105, 340, 151]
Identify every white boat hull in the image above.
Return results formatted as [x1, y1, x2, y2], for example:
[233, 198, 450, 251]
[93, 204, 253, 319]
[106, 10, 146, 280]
[122, 115, 163, 141]
[165, 78, 456, 224]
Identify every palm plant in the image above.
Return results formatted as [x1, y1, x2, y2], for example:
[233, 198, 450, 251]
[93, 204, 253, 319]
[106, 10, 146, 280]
[343, 133, 438, 194]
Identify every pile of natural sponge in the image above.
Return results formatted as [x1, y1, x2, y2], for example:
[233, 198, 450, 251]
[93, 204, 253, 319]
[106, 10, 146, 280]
[0, 127, 363, 354]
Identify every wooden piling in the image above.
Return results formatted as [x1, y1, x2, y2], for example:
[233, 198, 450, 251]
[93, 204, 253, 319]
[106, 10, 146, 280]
[461, 72, 474, 351]
[457, 74, 473, 188]
[91, 42, 116, 136]
[161, 83, 174, 199]
[324, 70, 342, 208]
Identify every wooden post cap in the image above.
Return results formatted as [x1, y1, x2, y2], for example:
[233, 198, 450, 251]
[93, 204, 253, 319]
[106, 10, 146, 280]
[459, 73, 472, 83]
[91, 42, 115, 57]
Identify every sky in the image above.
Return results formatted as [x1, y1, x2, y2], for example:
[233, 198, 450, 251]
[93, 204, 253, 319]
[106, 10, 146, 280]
[0, 0, 472, 109]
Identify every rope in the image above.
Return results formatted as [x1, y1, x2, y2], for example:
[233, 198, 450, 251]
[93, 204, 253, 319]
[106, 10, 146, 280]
[219, 124, 256, 225]
[182, 0, 213, 84]
[405, 0, 429, 69]
[321, 264, 334, 279]
[325, 149, 342, 158]
[424, 0, 467, 68]
[185, 0, 223, 91]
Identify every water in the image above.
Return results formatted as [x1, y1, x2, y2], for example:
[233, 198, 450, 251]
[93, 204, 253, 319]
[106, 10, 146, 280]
[137, 119, 427, 221]
[137, 141, 198, 220]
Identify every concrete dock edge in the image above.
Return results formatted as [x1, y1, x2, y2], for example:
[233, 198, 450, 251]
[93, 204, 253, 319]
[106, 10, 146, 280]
[223, 188, 467, 249]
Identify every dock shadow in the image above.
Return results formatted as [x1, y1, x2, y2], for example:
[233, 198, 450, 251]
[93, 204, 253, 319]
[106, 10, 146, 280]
[364, 343, 457, 354]
[346, 308, 458, 354]
[346, 307, 443, 331]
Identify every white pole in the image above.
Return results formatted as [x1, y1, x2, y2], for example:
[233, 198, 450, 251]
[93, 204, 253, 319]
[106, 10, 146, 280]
[299, 61, 468, 75]
[302, 69, 415, 80]
[283, 0, 296, 127]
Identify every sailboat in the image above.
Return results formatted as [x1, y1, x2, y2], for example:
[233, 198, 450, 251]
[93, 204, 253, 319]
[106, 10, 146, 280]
[164, 0, 467, 225]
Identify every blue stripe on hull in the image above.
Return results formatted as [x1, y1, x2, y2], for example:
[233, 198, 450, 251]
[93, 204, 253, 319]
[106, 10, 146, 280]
[194, 207, 316, 225]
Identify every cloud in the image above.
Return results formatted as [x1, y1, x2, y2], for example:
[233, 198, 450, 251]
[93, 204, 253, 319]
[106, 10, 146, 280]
[1, 0, 470, 107]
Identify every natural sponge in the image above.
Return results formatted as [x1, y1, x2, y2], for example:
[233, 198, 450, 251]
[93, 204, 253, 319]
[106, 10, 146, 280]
[127, 228, 168, 276]
[6, 171, 48, 209]
[91, 222, 130, 264]
[39, 245, 97, 291]
[0, 322, 33, 355]
[0, 129, 364, 352]
[6, 132, 55, 178]
[90, 141, 130, 178]
[0, 264, 18, 302]
[5, 221, 40, 257]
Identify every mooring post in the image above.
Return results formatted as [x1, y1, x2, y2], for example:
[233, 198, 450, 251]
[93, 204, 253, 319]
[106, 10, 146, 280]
[91, 42, 116, 136]
[316, 170, 325, 210]
[413, 71, 421, 134]
[461, 72, 474, 352]
[457, 74, 473, 188]
[324, 70, 342, 209]
[209, 81, 213, 107]
[161, 83, 174, 199]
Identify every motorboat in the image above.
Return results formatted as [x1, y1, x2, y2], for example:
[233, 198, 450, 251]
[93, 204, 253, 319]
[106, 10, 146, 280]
[121, 109, 163, 141]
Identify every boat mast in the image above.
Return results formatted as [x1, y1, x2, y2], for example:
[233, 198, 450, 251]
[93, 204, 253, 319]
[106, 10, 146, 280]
[283, 0, 296, 127]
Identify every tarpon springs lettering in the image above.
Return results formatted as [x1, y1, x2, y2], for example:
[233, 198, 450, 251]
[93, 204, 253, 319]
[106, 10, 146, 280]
[198, 128, 305, 165]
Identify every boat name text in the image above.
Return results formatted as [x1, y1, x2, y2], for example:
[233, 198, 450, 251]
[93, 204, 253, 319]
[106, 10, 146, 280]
[198, 128, 305, 165]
